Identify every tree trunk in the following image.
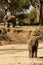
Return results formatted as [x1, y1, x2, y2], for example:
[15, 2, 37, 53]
[39, 3, 42, 24]
[35, 3, 40, 24]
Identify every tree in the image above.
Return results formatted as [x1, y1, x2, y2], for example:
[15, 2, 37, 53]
[0, 0, 31, 15]
[0, 0, 43, 25]
[30, 0, 43, 25]
[0, 8, 4, 23]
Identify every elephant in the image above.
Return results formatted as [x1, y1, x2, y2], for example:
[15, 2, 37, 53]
[4, 15, 16, 28]
[28, 30, 40, 58]
[28, 37, 38, 58]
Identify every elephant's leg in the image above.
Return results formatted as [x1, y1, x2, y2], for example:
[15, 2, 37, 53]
[32, 46, 35, 58]
[7, 23, 10, 28]
[32, 46, 37, 58]
[13, 24, 15, 27]
[12, 23, 16, 28]
[29, 46, 32, 58]
[34, 46, 37, 58]
[7, 23, 10, 32]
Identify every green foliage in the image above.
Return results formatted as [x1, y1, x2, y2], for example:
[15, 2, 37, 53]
[29, 9, 37, 20]
[18, 0, 30, 8]
[28, 8, 37, 23]
[16, 13, 28, 20]
[16, 8, 37, 24]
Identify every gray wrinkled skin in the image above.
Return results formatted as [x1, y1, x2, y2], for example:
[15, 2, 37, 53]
[28, 36, 38, 58]
[27, 30, 39, 58]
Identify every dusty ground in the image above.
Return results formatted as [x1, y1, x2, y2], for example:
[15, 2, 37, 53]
[0, 43, 43, 65]
[0, 26, 43, 65]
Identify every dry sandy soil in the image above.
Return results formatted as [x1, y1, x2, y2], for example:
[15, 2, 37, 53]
[0, 26, 43, 65]
[0, 43, 43, 65]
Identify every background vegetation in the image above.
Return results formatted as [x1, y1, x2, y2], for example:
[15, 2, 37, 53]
[0, 0, 43, 25]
